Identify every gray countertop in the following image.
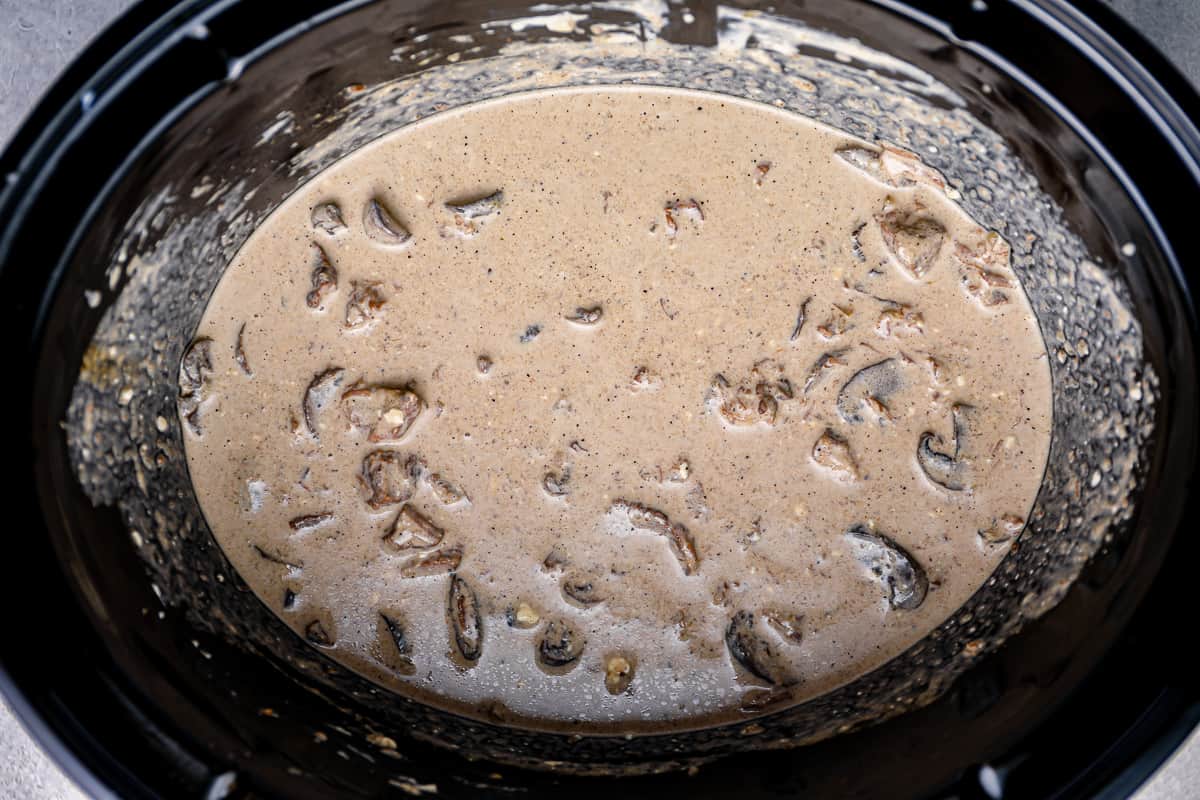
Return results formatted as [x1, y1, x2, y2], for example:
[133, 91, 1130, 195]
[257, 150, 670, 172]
[1, 1, 1197, 797]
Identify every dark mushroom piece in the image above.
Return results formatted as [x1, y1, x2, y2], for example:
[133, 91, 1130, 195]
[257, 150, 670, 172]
[179, 337, 214, 397]
[426, 473, 468, 506]
[844, 525, 928, 610]
[305, 620, 334, 648]
[447, 574, 482, 663]
[179, 337, 214, 434]
[302, 367, 345, 439]
[878, 207, 946, 279]
[305, 242, 338, 309]
[363, 198, 412, 246]
[443, 190, 504, 238]
[398, 546, 463, 578]
[344, 281, 387, 329]
[234, 323, 253, 376]
[542, 470, 570, 497]
[289, 513, 334, 532]
[447, 190, 504, 220]
[341, 381, 424, 442]
[917, 403, 977, 491]
[801, 350, 849, 394]
[836, 358, 903, 424]
[609, 500, 700, 575]
[724, 610, 797, 685]
[311, 202, 346, 235]
[811, 429, 859, 480]
[379, 613, 416, 675]
[663, 198, 704, 238]
[383, 505, 444, 551]
[979, 513, 1025, 544]
[561, 571, 604, 606]
[764, 611, 804, 645]
[358, 450, 419, 509]
[252, 544, 302, 571]
[537, 619, 585, 671]
[565, 306, 603, 325]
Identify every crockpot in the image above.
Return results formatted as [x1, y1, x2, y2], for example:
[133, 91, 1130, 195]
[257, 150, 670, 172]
[2, 0, 1198, 797]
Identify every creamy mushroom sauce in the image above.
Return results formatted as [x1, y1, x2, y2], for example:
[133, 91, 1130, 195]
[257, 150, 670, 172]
[180, 86, 1051, 730]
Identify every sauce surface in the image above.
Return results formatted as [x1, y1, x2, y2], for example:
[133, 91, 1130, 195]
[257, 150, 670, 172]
[180, 86, 1052, 730]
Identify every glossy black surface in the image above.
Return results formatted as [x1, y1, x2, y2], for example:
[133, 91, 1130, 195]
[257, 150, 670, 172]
[1, 1, 1198, 797]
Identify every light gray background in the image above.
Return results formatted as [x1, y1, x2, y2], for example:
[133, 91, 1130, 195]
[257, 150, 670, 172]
[1, 1, 1198, 797]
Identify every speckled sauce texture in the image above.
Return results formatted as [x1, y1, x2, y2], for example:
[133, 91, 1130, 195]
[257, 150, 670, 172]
[63, 1, 1156, 773]
[181, 86, 1051, 730]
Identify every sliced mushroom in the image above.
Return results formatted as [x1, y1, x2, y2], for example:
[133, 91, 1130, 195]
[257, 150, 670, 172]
[917, 403, 977, 491]
[344, 281, 387, 329]
[979, 513, 1025, 544]
[789, 297, 812, 341]
[844, 525, 928, 610]
[709, 375, 781, 427]
[426, 473, 468, 506]
[305, 620, 334, 648]
[537, 619, 584, 670]
[836, 145, 884, 177]
[542, 469, 570, 497]
[685, 482, 710, 520]
[179, 337, 214, 398]
[289, 513, 334, 532]
[836, 359, 904, 424]
[811, 429, 859, 481]
[380, 612, 410, 656]
[801, 350, 849, 394]
[311, 202, 346, 235]
[565, 306, 603, 325]
[447, 190, 503, 220]
[724, 610, 797, 685]
[610, 500, 701, 575]
[234, 323, 253, 376]
[379, 613, 416, 675]
[447, 574, 482, 663]
[398, 546, 462, 578]
[359, 450, 419, 509]
[876, 303, 924, 338]
[442, 190, 503, 238]
[667, 523, 701, 575]
[363, 198, 412, 246]
[302, 367, 345, 439]
[561, 571, 604, 606]
[835, 143, 947, 190]
[383, 505, 444, 551]
[178, 337, 214, 434]
[305, 242, 338, 309]
[663, 198, 704, 238]
[341, 381, 424, 442]
[739, 687, 793, 713]
[878, 207, 946, 279]
[850, 222, 867, 262]
[764, 611, 804, 645]
[252, 544, 302, 571]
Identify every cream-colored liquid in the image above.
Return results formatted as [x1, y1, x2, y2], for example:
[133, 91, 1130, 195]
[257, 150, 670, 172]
[180, 86, 1052, 731]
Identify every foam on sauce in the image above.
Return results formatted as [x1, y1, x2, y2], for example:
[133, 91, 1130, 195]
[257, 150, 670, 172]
[181, 86, 1052, 731]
